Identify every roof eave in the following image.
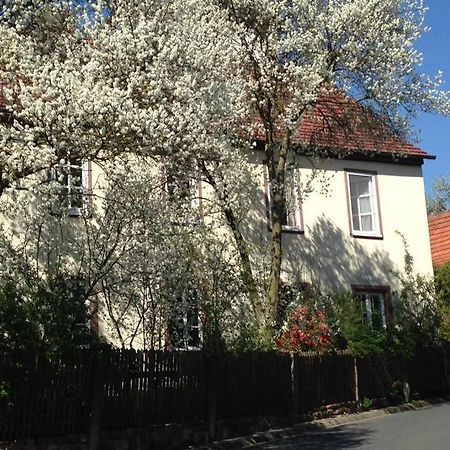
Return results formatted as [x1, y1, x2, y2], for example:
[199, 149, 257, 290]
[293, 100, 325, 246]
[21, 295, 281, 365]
[291, 144, 434, 166]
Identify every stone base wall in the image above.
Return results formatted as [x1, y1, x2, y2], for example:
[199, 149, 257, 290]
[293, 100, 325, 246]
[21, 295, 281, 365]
[0, 416, 291, 450]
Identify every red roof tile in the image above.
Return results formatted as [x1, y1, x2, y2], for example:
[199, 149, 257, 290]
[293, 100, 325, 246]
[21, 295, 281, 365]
[428, 211, 450, 267]
[297, 93, 430, 158]
[245, 92, 432, 160]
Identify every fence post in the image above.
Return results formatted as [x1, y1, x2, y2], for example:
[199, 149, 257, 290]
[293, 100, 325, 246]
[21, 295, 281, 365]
[400, 353, 410, 403]
[291, 353, 299, 424]
[440, 343, 450, 391]
[353, 356, 360, 405]
[88, 350, 106, 450]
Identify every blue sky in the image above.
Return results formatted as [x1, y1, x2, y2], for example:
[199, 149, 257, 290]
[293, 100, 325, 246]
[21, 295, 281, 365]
[413, 0, 450, 194]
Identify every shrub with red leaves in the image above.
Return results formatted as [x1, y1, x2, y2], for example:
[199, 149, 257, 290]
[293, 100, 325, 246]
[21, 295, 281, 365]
[275, 305, 331, 352]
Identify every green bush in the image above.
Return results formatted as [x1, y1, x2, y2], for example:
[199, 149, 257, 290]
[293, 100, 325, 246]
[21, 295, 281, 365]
[435, 262, 450, 342]
[0, 283, 42, 371]
[327, 293, 386, 356]
[361, 397, 373, 410]
[0, 280, 93, 393]
[228, 322, 262, 352]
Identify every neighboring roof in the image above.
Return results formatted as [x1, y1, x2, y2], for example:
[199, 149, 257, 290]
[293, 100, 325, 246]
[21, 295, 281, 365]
[246, 92, 434, 162]
[428, 211, 450, 267]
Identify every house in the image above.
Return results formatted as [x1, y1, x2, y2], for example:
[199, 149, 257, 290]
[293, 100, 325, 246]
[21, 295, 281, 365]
[0, 91, 436, 348]
[428, 211, 450, 267]
[236, 94, 435, 330]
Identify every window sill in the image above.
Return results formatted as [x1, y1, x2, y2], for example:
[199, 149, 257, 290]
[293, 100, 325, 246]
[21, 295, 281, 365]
[49, 207, 83, 218]
[282, 227, 304, 235]
[351, 233, 383, 240]
[267, 226, 304, 235]
[68, 207, 82, 217]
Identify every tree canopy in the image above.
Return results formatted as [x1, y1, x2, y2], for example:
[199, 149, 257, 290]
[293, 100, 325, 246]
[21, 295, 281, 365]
[0, 0, 449, 343]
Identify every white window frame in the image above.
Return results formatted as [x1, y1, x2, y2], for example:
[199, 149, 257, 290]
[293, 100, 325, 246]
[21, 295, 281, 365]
[346, 171, 382, 238]
[51, 158, 89, 217]
[355, 291, 387, 330]
[164, 167, 200, 210]
[265, 165, 303, 233]
[169, 290, 203, 351]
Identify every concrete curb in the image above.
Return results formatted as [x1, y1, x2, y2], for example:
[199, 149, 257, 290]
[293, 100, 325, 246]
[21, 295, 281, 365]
[189, 396, 450, 450]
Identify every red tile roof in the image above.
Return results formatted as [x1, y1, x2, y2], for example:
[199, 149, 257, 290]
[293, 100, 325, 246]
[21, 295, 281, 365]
[297, 93, 431, 159]
[428, 211, 450, 267]
[245, 92, 433, 160]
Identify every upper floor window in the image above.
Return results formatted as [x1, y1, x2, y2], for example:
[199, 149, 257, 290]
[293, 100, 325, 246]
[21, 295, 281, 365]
[165, 171, 199, 209]
[346, 171, 381, 238]
[51, 158, 90, 217]
[265, 165, 303, 233]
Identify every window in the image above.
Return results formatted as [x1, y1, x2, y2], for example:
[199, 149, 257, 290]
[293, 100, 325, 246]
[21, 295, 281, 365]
[265, 165, 303, 232]
[166, 174, 199, 209]
[163, 165, 201, 229]
[352, 286, 391, 330]
[51, 157, 90, 216]
[345, 171, 382, 237]
[164, 165, 200, 210]
[168, 291, 202, 350]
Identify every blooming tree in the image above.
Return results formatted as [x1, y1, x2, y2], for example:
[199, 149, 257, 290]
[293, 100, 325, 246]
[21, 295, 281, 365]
[0, 150, 250, 349]
[1, 0, 449, 343]
[0, 0, 245, 195]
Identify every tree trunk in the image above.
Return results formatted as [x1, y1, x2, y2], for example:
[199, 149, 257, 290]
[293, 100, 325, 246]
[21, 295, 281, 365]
[266, 130, 291, 324]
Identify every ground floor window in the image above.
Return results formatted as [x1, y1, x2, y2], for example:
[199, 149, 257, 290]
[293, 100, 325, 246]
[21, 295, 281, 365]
[167, 289, 202, 350]
[352, 285, 391, 330]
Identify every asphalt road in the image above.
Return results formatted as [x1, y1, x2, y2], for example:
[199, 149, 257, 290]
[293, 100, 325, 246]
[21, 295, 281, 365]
[251, 402, 450, 450]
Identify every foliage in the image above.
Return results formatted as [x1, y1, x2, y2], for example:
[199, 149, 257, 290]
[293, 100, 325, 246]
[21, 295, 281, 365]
[435, 261, 450, 301]
[394, 233, 440, 349]
[427, 176, 450, 215]
[361, 397, 374, 410]
[434, 262, 450, 342]
[0, 280, 93, 399]
[386, 274, 438, 354]
[388, 380, 405, 404]
[275, 305, 331, 353]
[0, 280, 92, 360]
[0, 283, 42, 372]
[438, 302, 450, 343]
[228, 322, 262, 353]
[325, 293, 387, 356]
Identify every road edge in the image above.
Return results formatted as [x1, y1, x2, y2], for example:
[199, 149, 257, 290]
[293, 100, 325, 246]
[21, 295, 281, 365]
[190, 396, 450, 450]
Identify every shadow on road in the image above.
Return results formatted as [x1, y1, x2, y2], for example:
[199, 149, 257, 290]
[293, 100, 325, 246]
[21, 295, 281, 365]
[258, 426, 372, 449]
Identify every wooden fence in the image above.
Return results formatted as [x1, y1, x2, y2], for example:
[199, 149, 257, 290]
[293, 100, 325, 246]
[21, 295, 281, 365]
[1, 345, 449, 441]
